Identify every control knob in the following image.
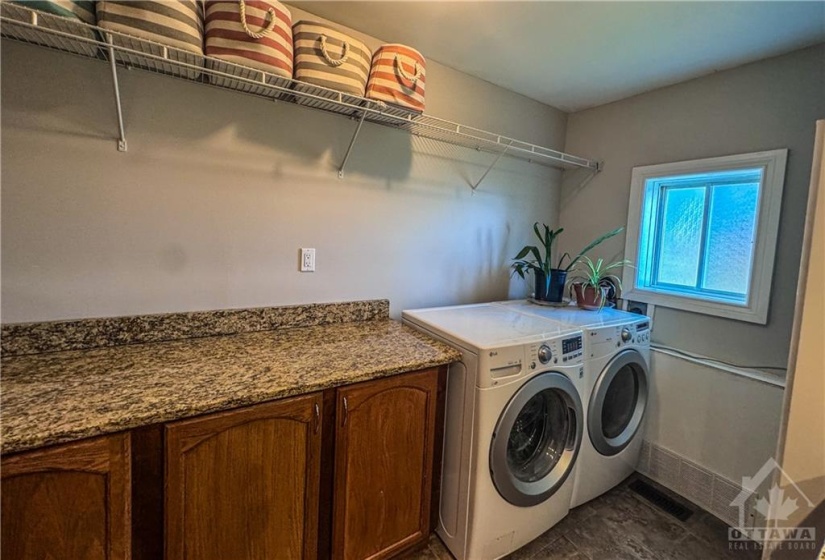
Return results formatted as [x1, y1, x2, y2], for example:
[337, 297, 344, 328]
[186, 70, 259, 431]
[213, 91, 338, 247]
[538, 344, 553, 364]
[621, 328, 632, 343]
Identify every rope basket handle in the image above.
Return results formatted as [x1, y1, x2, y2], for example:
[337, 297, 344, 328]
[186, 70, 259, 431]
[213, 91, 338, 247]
[319, 34, 350, 67]
[394, 55, 423, 83]
[239, 0, 276, 40]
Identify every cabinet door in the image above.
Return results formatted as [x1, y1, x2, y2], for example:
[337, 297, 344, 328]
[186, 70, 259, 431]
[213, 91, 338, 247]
[1, 433, 131, 560]
[333, 369, 439, 560]
[165, 393, 322, 560]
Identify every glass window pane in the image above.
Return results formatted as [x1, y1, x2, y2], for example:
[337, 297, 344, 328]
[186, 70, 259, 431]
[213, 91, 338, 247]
[656, 187, 706, 287]
[702, 183, 760, 296]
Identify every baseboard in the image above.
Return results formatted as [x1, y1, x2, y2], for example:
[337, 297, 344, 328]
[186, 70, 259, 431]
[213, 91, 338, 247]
[637, 440, 767, 532]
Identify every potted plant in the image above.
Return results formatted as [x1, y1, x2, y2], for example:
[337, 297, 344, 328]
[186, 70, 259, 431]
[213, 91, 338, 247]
[569, 255, 632, 310]
[512, 224, 624, 303]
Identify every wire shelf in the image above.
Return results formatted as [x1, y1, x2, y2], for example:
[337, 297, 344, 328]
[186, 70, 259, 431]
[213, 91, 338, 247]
[0, 3, 600, 173]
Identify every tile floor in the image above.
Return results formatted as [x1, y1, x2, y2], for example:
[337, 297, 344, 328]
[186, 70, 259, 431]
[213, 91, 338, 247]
[404, 475, 762, 560]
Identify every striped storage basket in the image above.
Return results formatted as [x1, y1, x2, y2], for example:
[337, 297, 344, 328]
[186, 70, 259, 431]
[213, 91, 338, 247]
[292, 20, 371, 99]
[97, 1, 204, 79]
[204, 0, 293, 92]
[366, 44, 425, 114]
[11, 0, 95, 23]
[2, 1, 98, 56]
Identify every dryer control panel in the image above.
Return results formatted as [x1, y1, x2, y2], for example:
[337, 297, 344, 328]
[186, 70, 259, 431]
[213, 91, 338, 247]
[588, 320, 651, 359]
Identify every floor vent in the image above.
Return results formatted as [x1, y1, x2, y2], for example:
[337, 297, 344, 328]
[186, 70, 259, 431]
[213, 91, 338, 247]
[637, 440, 763, 532]
[629, 479, 694, 522]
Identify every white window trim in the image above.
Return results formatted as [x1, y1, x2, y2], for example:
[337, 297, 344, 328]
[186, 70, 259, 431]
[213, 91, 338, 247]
[623, 149, 787, 324]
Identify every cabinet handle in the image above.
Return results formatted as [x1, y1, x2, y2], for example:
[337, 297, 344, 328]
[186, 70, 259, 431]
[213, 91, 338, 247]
[342, 397, 348, 426]
[314, 403, 320, 434]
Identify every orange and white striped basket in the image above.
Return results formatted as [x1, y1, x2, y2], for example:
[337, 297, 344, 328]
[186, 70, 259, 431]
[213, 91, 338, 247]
[204, 0, 293, 88]
[366, 44, 426, 113]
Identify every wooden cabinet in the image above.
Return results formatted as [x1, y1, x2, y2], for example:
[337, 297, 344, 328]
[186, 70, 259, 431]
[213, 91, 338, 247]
[163, 371, 441, 560]
[332, 369, 440, 560]
[1, 368, 444, 560]
[165, 392, 323, 560]
[1, 433, 131, 560]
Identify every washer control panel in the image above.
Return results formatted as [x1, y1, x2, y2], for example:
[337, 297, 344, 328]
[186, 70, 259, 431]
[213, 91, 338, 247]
[528, 332, 583, 368]
[487, 345, 524, 380]
[537, 344, 553, 364]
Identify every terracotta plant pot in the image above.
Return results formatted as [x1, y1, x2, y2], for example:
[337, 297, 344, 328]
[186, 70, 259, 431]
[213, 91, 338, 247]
[573, 283, 607, 310]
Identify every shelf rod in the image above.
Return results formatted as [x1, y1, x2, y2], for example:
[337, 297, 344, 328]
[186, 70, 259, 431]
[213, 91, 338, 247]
[338, 112, 367, 179]
[0, 5, 602, 170]
[106, 34, 127, 152]
[472, 139, 514, 190]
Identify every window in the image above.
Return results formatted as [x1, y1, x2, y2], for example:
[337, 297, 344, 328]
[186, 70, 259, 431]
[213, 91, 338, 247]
[624, 150, 787, 324]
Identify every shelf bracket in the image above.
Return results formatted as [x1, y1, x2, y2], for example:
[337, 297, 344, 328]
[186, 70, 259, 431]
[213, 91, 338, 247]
[338, 112, 366, 179]
[472, 139, 514, 190]
[560, 162, 604, 210]
[106, 34, 128, 152]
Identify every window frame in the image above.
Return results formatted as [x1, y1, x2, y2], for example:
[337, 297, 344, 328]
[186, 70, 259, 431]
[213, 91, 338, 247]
[623, 150, 787, 324]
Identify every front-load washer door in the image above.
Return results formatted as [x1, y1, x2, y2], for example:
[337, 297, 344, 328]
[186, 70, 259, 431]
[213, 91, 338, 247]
[489, 372, 583, 507]
[588, 349, 649, 457]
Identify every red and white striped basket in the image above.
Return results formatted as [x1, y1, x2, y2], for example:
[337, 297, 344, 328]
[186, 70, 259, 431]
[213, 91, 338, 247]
[366, 44, 426, 114]
[204, 0, 293, 90]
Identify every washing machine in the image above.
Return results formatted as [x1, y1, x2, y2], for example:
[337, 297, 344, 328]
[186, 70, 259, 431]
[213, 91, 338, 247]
[402, 303, 586, 560]
[493, 300, 651, 507]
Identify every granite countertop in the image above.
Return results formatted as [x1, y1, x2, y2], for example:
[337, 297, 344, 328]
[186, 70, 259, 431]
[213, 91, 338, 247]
[1, 313, 460, 455]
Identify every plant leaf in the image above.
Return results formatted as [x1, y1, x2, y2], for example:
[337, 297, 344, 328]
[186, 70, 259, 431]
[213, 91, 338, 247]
[562, 226, 625, 272]
[603, 259, 632, 272]
[533, 222, 543, 244]
[514, 246, 534, 260]
[544, 224, 552, 268]
[517, 222, 564, 273]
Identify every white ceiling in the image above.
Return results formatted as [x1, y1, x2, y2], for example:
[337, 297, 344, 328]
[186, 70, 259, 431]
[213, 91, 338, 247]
[290, 1, 825, 112]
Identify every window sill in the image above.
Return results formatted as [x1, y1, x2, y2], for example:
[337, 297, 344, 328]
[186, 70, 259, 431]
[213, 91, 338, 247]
[623, 287, 768, 324]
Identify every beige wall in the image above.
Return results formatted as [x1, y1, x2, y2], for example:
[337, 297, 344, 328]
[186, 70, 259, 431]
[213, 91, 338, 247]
[646, 351, 785, 484]
[0, 6, 568, 323]
[561, 44, 824, 500]
[561, 44, 825, 368]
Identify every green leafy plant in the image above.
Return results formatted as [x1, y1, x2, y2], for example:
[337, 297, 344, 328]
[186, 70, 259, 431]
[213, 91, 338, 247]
[511, 224, 626, 279]
[511, 223, 562, 280]
[569, 255, 633, 309]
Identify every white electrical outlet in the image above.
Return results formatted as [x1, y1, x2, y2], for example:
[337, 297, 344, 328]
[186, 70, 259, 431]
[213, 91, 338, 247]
[300, 248, 315, 272]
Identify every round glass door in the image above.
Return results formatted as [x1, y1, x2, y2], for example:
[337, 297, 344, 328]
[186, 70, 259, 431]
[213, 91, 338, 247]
[588, 349, 648, 456]
[490, 372, 583, 507]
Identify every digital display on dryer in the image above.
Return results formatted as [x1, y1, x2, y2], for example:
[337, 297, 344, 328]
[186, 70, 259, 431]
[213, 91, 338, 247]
[562, 336, 582, 355]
